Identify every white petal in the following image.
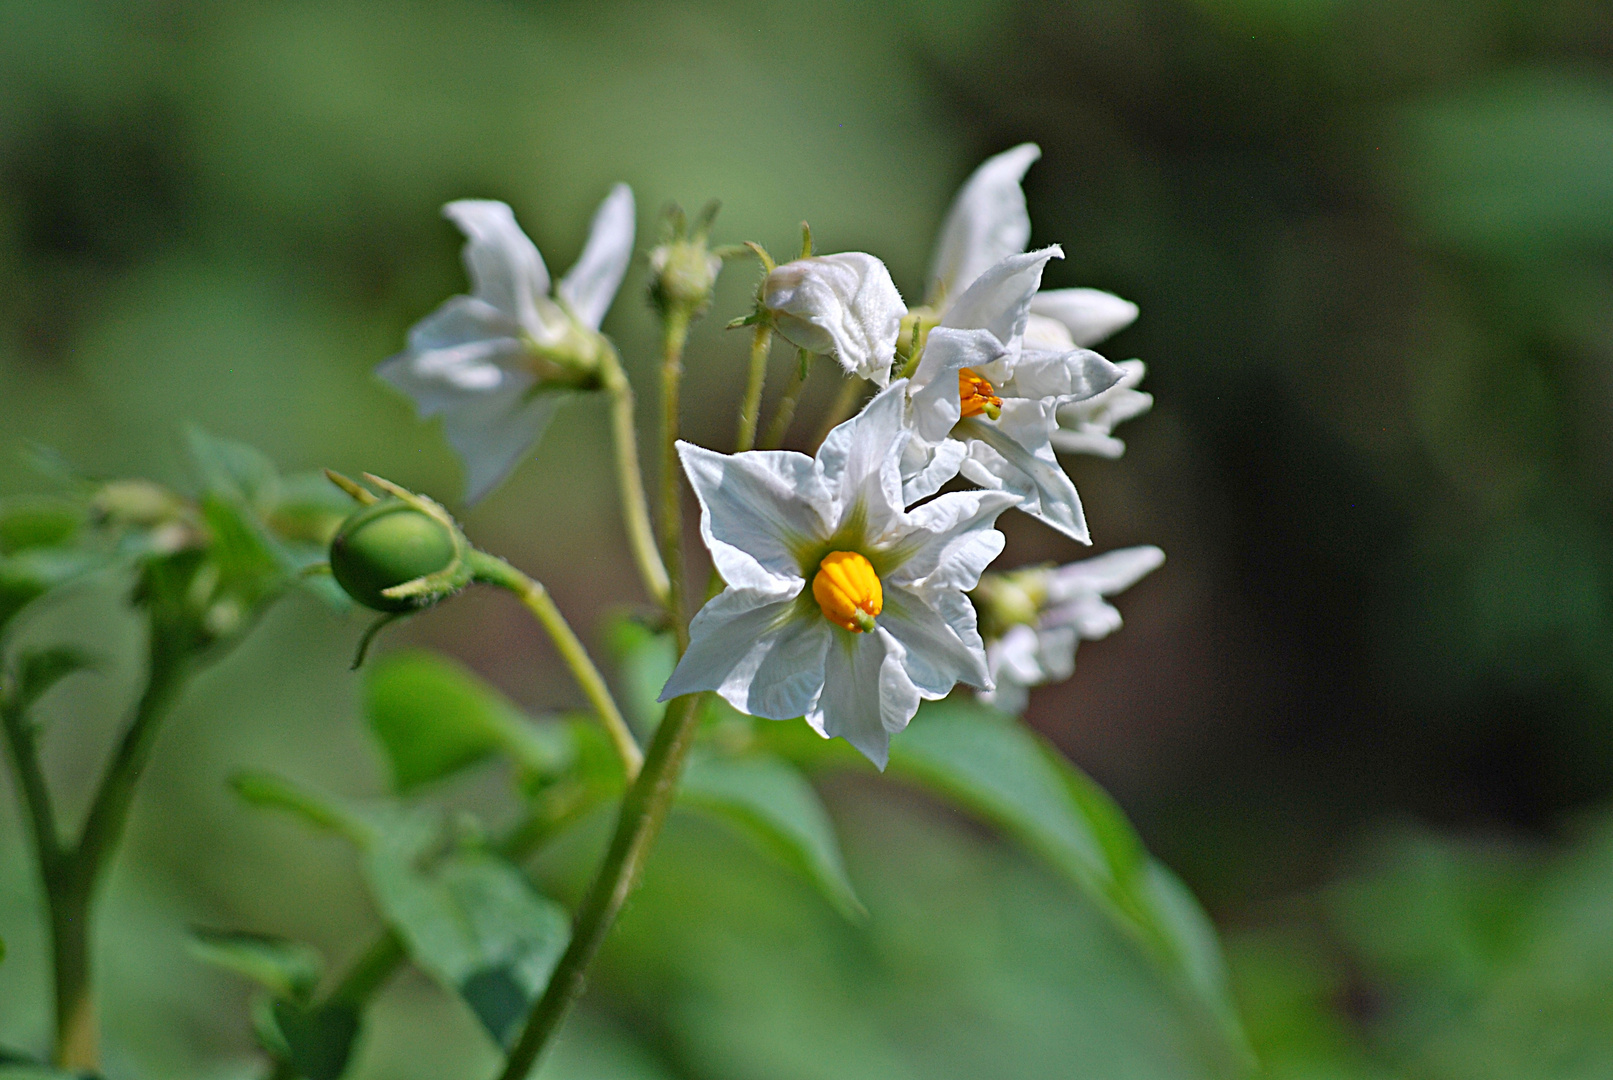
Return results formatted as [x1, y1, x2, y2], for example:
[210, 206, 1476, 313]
[887, 489, 1017, 590]
[1031, 623, 1082, 681]
[880, 586, 992, 694]
[957, 414, 1089, 543]
[558, 183, 635, 330]
[1048, 429, 1127, 458]
[764, 253, 907, 386]
[440, 384, 568, 504]
[995, 624, 1047, 684]
[900, 438, 968, 504]
[999, 348, 1124, 404]
[815, 382, 911, 539]
[1046, 595, 1123, 641]
[1029, 288, 1139, 348]
[939, 247, 1062, 354]
[378, 297, 527, 415]
[1047, 545, 1165, 600]
[1023, 313, 1077, 351]
[927, 143, 1041, 305]
[908, 327, 1005, 443]
[659, 589, 828, 720]
[676, 441, 828, 592]
[442, 201, 550, 334]
[805, 627, 921, 770]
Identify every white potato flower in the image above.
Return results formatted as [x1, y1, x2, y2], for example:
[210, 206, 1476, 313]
[763, 252, 907, 387]
[926, 143, 1139, 350]
[1051, 359, 1155, 459]
[903, 248, 1126, 542]
[658, 383, 1017, 768]
[379, 185, 636, 502]
[974, 545, 1165, 714]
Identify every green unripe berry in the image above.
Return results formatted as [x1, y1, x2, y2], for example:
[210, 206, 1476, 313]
[329, 500, 456, 612]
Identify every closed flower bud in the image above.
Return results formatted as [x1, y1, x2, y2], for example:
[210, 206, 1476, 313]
[329, 500, 458, 612]
[649, 239, 723, 315]
[763, 253, 906, 387]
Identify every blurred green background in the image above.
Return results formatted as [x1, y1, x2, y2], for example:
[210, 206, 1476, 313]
[5, 0, 1613, 1076]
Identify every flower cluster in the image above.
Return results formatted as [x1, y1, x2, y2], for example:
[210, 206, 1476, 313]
[384, 145, 1162, 767]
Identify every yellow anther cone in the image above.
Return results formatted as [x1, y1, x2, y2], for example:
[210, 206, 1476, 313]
[812, 550, 882, 632]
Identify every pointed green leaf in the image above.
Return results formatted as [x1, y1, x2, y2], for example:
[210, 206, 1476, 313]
[255, 997, 360, 1080]
[0, 496, 85, 555]
[188, 928, 323, 1003]
[888, 698, 1250, 1063]
[365, 651, 572, 794]
[679, 753, 865, 920]
[363, 812, 571, 1047]
[185, 425, 280, 512]
[12, 646, 98, 715]
[229, 770, 382, 847]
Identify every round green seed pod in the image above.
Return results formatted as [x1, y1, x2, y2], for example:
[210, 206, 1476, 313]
[329, 500, 456, 612]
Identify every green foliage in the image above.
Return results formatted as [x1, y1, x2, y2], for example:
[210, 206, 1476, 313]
[603, 613, 677, 735]
[7, 646, 97, 717]
[679, 752, 865, 920]
[229, 770, 382, 847]
[256, 998, 361, 1080]
[362, 810, 571, 1047]
[364, 650, 572, 793]
[0, 497, 85, 555]
[188, 928, 324, 1003]
[885, 698, 1249, 1064]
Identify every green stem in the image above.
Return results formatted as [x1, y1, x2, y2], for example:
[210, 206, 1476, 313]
[812, 376, 866, 451]
[469, 551, 643, 781]
[1, 695, 63, 888]
[55, 629, 191, 1070]
[760, 350, 811, 450]
[493, 692, 704, 1080]
[599, 346, 671, 609]
[658, 307, 693, 648]
[734, 322, 774, 453]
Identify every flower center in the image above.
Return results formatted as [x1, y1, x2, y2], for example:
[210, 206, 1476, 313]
[812, 550, 882, 633]
[958, 368, 1002, 420]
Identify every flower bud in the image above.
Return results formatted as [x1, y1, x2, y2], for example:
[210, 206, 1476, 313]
[329, 499, 458, 612]
[649, 239, 723, 315]
[763, 253, 906, 387]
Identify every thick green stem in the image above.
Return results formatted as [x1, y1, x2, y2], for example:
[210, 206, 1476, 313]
[760, 351, 811, 450]
[734, 322, 774, 453]
[53, 630, 191, 1070]
[470, 551, 642, 780]
[658, 307, 693, 648]
[493, 692, 704, 1080]
[600, 347, 671, 609]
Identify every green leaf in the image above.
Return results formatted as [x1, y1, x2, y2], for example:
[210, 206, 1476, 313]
[188, 927, 324, 1003]
[185, 425, 280, 513]
[365, 650, 571, 794]
[0, 549, 100, 637]
[11, 646, 98, 715]
[0, 496, 84, 555]
[199, 495, 288, 602]
[229, 770, 382, 847]
[887, 698, 1250, 1063]
[255, 997, 361, 1080]
[604, 612, 677, 735]
[363, 811, 571, 1047]
[679, 753, 865, 920]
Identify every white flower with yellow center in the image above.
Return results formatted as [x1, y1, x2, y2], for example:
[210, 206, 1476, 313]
[925, 143, 1139, 349]
[902, 248, 1127, 542]
[379, 186, 636, 502]
[658, 384, 1017, 768]
[974, 545, 1165, 714]
[763, 253, 907, 387]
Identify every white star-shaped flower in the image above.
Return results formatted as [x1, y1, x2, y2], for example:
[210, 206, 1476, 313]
[902, 248, 1126, 542]
[926, 143, 1139, 350]
[763, 252, 908, 387]
[658, 384, 1017, 768]
[975, 545, 1164, 714]
[379, 185, 636, 502]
